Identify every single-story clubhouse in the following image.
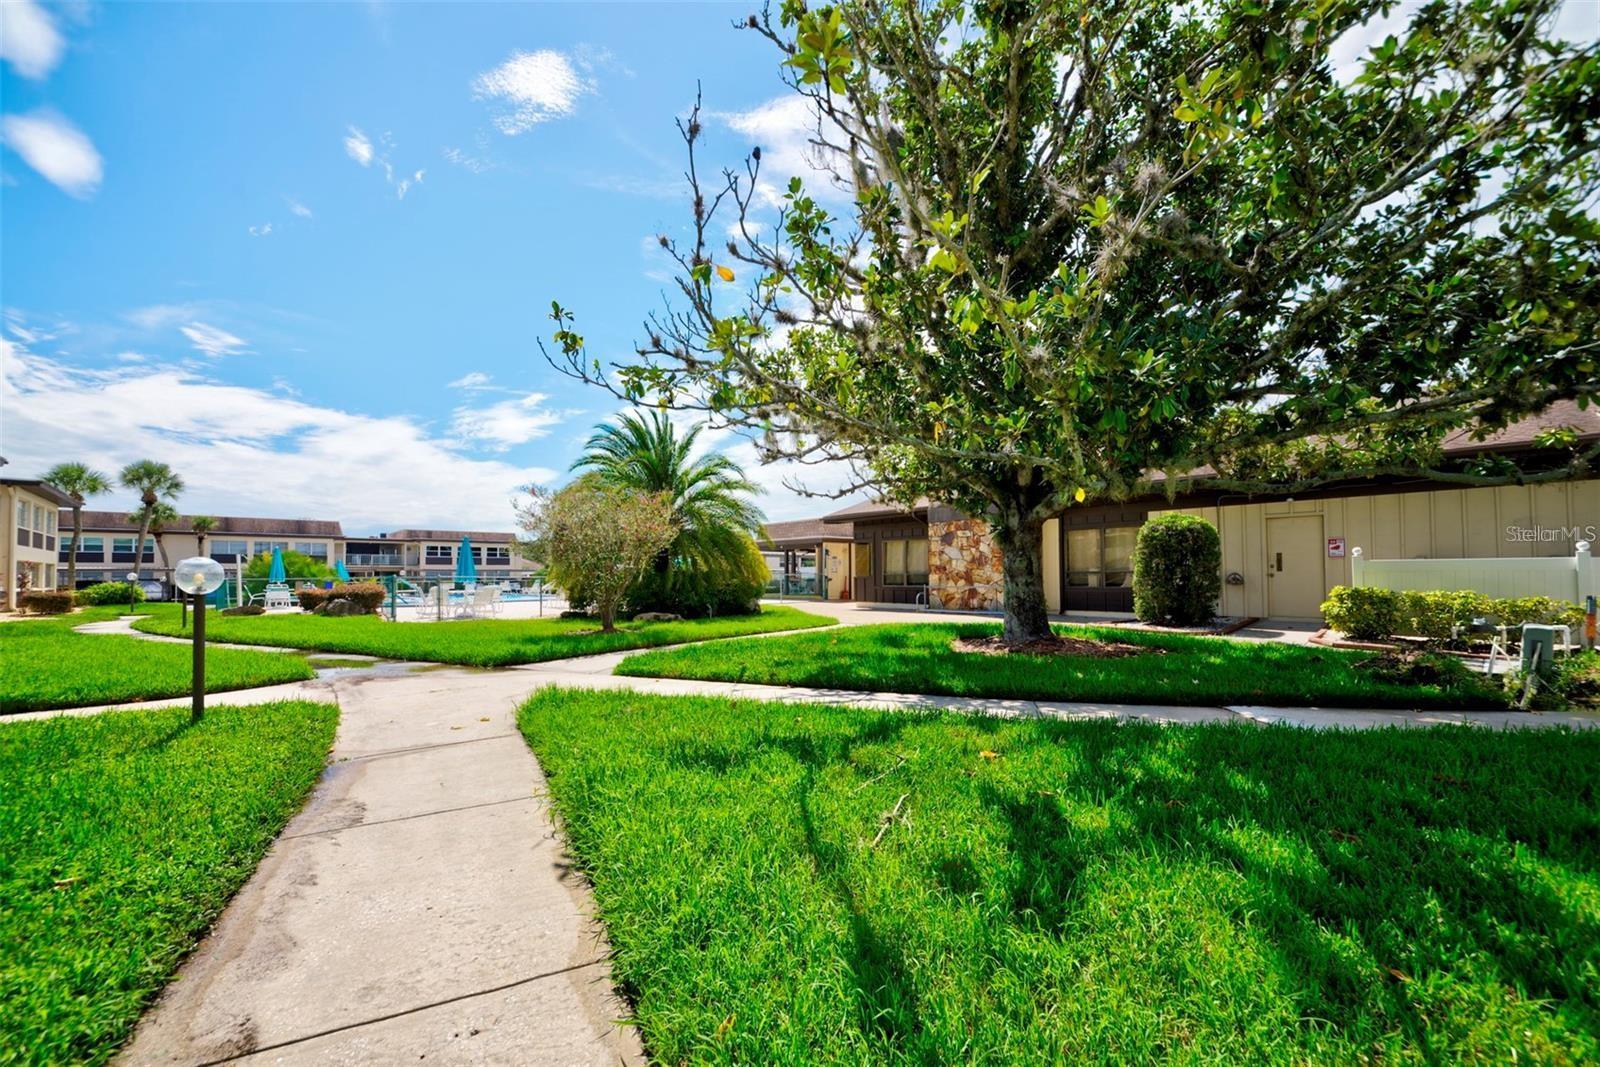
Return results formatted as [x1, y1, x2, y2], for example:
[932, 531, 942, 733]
[819, 402, 1600, 620]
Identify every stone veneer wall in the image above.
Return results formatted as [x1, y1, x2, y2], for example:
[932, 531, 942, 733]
[929, 517, 1004, 611]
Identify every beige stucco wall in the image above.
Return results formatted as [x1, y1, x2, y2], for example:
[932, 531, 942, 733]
[1042, 517, 1062, 613]
[1148, 480, 1600, 619]
[4, 485, 62, 609]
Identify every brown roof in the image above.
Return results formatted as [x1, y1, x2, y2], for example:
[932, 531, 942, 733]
[5, 479, 76, 508]
[1440, 398, 1600, 453]
[70, 511, 345, 537]
[385, 529, 517, 543]
[821, 497, 930, 524]
[759, 518, 854, 547]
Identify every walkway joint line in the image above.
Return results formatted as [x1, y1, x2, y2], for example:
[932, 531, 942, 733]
[279, 795, 533, 840]
[194, 958, 611, 1066]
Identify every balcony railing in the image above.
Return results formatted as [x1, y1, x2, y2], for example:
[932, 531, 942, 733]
[347, 554, 404, 567]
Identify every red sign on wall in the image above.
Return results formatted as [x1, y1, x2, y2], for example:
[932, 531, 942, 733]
[1327, 537, 1346, 558]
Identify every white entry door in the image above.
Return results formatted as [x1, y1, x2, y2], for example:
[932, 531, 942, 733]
[1266, 515, 1325, 619]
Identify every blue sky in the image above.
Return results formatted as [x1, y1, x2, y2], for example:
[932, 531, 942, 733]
[1, 1, 856, 532]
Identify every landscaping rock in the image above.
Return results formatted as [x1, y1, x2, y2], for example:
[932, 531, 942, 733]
[316, 598, 367, 617]
[221, 605, 265, 617]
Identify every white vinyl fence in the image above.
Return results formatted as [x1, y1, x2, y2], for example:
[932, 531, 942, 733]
[1352, 541, 1596, 605]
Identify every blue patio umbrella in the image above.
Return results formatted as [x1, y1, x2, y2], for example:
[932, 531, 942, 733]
[267, 547, 287, 583]
[335, 560, 352, 582]
[456, 536, 477, 583]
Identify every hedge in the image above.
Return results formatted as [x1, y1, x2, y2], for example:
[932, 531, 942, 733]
[76, 581, 145, 606]
[1322, 586, 1583, 642]
[1131, 514, 1221, 625]
[18, 591, 74, 614]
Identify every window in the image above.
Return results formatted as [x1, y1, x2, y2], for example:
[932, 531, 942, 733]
[425, 544, 453, 563]
[16, 500, 29, 529]
[212, 539, 248, 560]
[485, 545, 511, 564]
[882, 538, 928, 586]
[112, 538, 155, 562]
[295, 542, 328, 559]
[76, 536, 104, 560]
[853, 543, 872, 577]
[254, 541, 288, 557]
[1067, 525, 1139, 588]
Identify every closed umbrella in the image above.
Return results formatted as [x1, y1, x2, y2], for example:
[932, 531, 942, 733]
[456, 536, 477, 584]
[335, 560, 352, 583]
[267, 547, 287, 583]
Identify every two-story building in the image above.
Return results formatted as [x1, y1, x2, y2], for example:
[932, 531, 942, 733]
[375, 529, 536, 584]
[3, 478, 74, 610]
[59, 512, 346, 591]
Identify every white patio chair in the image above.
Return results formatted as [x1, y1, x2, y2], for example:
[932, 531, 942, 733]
[265, 583, 295, 610]
[471, 586, 501, 617]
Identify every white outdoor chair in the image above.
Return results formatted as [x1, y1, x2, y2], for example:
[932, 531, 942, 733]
[424, 584, 448, 620]
[265, 583, 295, 610]
[471, 586, 501, 617]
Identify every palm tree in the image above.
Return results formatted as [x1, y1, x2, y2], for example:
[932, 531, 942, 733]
[190, 515, 218, 555]
[574, 411, 765, 610]
[120, 460, 183, 579]
[42, 462, 110, 591]
[140, 502, 181, 577]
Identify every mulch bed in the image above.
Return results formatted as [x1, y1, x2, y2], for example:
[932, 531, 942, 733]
[953, 634, 1155, 659]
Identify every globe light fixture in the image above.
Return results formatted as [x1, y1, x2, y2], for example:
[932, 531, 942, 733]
[173, 557, 225, 722]
[126, 571, 140, 615]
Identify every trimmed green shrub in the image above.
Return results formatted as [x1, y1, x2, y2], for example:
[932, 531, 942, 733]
[18, 591, 74, 614]
[1492, 595, 1584, 630]
[1131, 514, 1221, 626]
[77, 581, 144, 606]
[1399, 589, 1491, 642]
[1324, 586, 1584, 641]
[1321, 586, 1402, 640]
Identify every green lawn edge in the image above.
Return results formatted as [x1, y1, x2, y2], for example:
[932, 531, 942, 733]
[1, 609, 316, 715]
[516, 687, 1599, 1065]
[0, 700, 338, 1065]
[615, 622, 1510, 710]
[129, 602, 836, 667]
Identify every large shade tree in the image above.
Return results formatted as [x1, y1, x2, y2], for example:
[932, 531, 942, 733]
[574, 410, 767, 612]
[42, 462, 110, 591]
[546, 0, 1599, 642]
[120, 460, 183, 578]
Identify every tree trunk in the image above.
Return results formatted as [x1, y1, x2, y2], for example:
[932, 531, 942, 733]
[599, 601, 617, 633]
[67, 503, 83, 591]
[992, 506, 1052, 644]
[132, 518, 152, 579]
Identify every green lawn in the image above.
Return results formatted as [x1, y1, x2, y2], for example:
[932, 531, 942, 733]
[1, 609, 316, 715]
[617, 622, 1510, 709]
[0, 701, 337, 1065]
[131, 603, 834, 667]
[518, 688, 1600, 1064]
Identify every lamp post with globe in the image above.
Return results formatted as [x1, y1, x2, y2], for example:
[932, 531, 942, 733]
[174, 557, 225, 722]
[126, 571, 139, 616]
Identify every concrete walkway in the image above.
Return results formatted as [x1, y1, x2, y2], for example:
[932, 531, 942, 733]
[118, 668, 642, 1066]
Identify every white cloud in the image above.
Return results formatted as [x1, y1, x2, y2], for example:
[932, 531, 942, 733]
[344, 125, 375, 166]
[473, 49, 594, 134]
[443, 145, 497, 173]
[448, 371, 494, 390]
[248, 222, 273, 237]
[395, 168, 424, 199]
[0, 0, 64, 80]
[0, 338, 556, 532]
[180, 322, 249, 358]
[450, 392, 564, 451]
[127, 303, 203, 330]
[286, 197, 313, 218]
[1, 110, 102, 198]
[717, 94, 849, 205]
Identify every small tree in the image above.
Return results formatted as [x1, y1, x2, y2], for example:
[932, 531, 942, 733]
[190, 515, 218, 555]
[1131, 514, 1221, 626]
[517, 477, 678, 633]
[243, 550, 334, 584]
